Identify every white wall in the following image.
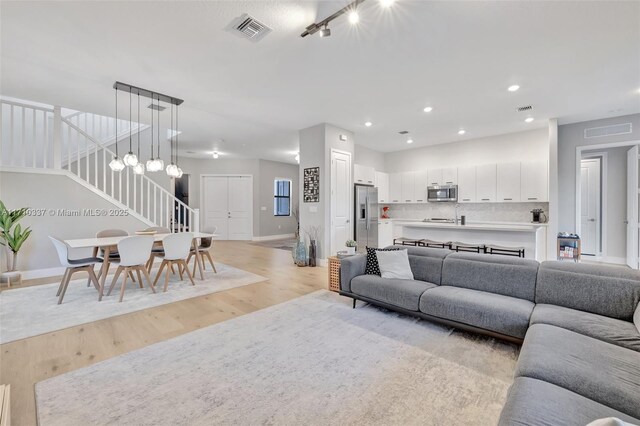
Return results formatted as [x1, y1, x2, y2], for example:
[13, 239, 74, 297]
[558, 113, 640, 234]
[384, 128, 549, 172]
[0, 171, 149, 271]
[355, 144, 385, 171]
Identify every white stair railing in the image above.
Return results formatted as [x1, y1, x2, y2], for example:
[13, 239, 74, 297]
[0, 98, 198, 232]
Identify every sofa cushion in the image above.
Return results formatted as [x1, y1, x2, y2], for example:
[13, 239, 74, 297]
[351, 275, 436, 311]
[441, 252, 539, 301]
[635, 302, 640, 334]
[530, 304, 640, 352]
[499, 377, 640, 426]
[515, 324, 640, 419]
[419, 286, 534, 338]
[376, 249, 414, 280]
[389, 245, 449, 285]
[536, 261, 640, 321]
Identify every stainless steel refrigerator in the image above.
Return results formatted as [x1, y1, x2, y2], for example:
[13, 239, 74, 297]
[355, 185, 379, 250]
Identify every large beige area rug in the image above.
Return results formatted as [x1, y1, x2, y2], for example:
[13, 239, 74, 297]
[0, 263, 266, 344]
[35, 290, 519, 426]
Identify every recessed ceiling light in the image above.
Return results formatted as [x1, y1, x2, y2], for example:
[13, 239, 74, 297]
[508, 85, 520, 92]
[458, 129, 466, 135]
[364, 121, 372, 127]
[406, 138, 414, 144]
[212, 152, 219, 159]
[380, 0, 395, 7]
[423, 107, 433, 113]
[348, 10, 359, 24]
[524, 117, 534, 123]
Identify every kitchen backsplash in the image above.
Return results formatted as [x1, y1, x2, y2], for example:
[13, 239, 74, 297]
[385, 202, 549, 223]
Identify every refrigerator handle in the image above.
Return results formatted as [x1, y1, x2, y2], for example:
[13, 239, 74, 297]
[365, 194, 370, 231]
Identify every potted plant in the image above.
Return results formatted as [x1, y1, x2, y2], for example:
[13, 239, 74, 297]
[345, 239, 357, 255]
[0, 200, 32, 284]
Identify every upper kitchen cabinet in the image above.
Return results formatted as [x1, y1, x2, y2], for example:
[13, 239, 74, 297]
[354, 164, 375, 185]
[521, 161, 548, 202]
[413, 170, 428, 203]
[375, 171, 389, 203]
[476, 164, 497, 202]
[457, 166, 476, 203]
[427, 168, 457, 185]
[388, 173, 402, 203]
[497, 162, 521, 202]
[401, 171, 415, 203]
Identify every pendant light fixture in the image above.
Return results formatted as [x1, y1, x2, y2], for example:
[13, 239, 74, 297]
[166, 102, 180, 178]
[154, 99, 164, 171]
[109, 88, 125, 171]
[146, 95, 157, 171]
[176, 104, 183, 178]
[123, 88, 139, 167]
[132, 91, 145, 175]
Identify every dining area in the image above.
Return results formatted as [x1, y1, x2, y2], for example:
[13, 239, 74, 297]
[50, 228, 218, 304]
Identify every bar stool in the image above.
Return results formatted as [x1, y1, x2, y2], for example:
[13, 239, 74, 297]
[485, 244, 525, 258]
[450, 241, 485, 253]
[393, 237, 423, 246]
[419, 239, 451, 249]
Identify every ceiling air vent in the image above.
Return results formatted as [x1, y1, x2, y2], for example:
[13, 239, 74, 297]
[228, 14, 272, 42]
[584, 123, 632, 139]
[517, 105, 532, 112]
[398, 130, 409, 135]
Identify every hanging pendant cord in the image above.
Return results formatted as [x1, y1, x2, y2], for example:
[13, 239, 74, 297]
[176, 103, 179, 166]
[137, 92, 141, 158]
[171, 102, 174, 164]
[129, 88, 133, 152]
[157, 99, 161, 159]
[114, 88, 119, 157]
[150, 96, 154, 158]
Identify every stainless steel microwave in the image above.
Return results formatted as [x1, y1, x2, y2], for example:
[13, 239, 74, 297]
[427, 185, 458, 202]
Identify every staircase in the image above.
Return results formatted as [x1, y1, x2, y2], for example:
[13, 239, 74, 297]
[0, 97, 198, 231]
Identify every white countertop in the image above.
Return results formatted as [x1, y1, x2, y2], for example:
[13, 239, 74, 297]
[392, 220, 546, 232]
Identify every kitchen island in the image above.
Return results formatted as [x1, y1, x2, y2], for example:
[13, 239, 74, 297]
[393, 220, 547, 261]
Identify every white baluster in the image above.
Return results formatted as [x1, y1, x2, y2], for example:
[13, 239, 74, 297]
[32, 109, 36, 168]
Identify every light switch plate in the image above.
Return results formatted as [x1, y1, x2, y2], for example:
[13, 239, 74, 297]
[309, 206, 318, 213]
[261, 206, 266, 211]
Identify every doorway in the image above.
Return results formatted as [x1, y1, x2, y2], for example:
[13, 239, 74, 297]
[174, 174, 190, 231]
[330, 150, 352, 256]
[579, 158, 601, 256]
[201, 175, 253, 240]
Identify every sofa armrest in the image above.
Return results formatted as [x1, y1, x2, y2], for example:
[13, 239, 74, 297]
[340, 254, 367, 292]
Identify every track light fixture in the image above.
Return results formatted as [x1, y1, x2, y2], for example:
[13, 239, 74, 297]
[319, 24, 331, 38]
[301, 0, 366, 37]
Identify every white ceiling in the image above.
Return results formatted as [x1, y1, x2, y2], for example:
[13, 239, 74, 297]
[2, 1, 639, 164]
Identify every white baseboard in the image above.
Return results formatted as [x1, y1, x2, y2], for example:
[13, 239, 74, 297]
[317, 258, 328, 267]
[252, 233, 295, 242]
[20, 266, 67, 280]
[582, 255, 626, 265]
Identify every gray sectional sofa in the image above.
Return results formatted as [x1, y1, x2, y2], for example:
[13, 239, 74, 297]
[339, 245, 640, 425]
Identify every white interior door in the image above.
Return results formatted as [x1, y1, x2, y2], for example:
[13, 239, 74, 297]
[203, 176, 229, 240]
[331, 150, 352, 256]
[228, 176, 253, 240]
[626, 146, 639, 269]
[580, 159, 601, 255]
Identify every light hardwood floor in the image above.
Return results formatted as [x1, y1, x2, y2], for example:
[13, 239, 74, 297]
[0, 241, 328, 425]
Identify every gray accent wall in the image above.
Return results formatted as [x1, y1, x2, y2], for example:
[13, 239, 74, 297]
[558, 113, 640, 236]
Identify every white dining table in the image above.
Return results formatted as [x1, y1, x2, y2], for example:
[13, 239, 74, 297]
[64, 232, 216, 300]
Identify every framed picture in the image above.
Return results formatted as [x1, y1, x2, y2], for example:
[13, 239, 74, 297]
[303, 167, 320, 203]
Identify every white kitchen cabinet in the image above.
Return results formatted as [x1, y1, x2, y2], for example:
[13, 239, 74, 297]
[427, 167, 457, 185]
[476, 164, 497, 202]
[413, 170, 427, 203]
[521, 161, 548, 202]
[375, 171, 389, 203]
[457, 166, 476, 203]
[388, 173, 402, 203]
[442, 167, 458, 185]
[427, 168, 442, 186]
[401, 171, 415, 203]
[354, 164, 375, 185]
[497, 162, 521, 202]
[378, 220, 393, 248]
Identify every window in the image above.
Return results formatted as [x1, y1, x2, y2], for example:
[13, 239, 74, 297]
[274, 179, 291, 216]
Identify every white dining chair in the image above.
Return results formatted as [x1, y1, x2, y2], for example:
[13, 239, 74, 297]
[152, 232, 195, 292]
[87, 229, 136, 287]
[106, 236, 155, 302]
[145, 226, 172, 271]
[187, 226, 217, 275]
[49, 236, 102, 304]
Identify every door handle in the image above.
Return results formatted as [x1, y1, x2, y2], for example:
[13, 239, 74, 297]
[346, 219, 350, 223]
[624, 220, 629, 224]
[588, 218, 596, 222]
